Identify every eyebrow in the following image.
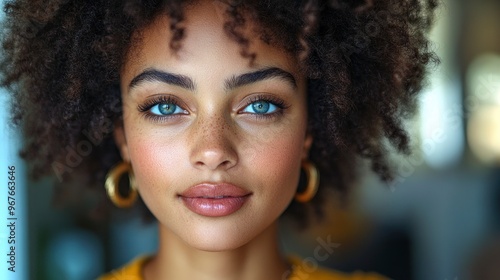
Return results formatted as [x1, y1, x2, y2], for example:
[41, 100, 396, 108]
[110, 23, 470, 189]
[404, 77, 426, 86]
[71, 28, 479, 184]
[128, 67, 297, 92]
[129, 68, 195, 91]
[224, 67, 297, 90]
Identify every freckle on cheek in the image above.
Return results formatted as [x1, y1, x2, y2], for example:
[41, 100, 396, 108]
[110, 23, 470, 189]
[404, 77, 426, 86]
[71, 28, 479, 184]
[257, 137, 302, 180]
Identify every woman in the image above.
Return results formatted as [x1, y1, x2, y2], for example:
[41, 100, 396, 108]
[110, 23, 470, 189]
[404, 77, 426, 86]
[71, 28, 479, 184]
[0, 0, 437, 279]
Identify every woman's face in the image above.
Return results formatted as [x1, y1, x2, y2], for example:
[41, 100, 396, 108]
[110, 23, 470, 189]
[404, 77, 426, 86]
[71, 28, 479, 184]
[117, 2, 310, 251]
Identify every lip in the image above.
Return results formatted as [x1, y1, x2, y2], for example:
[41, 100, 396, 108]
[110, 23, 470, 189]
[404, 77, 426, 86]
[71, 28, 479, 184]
[179, 183, 252, 217]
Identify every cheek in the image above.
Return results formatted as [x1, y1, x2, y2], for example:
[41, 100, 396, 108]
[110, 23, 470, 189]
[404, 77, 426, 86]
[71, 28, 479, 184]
[125, 127, 186, 198]
[242, 125, 306, 200]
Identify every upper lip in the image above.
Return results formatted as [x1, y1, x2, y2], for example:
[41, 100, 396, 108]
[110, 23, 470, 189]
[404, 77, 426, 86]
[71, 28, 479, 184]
[179, 183, 252, 198]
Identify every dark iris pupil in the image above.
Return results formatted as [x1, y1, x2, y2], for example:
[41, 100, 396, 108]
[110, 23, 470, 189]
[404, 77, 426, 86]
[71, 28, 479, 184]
[159, 103, 175, 115]
[252, 101, 269, 114]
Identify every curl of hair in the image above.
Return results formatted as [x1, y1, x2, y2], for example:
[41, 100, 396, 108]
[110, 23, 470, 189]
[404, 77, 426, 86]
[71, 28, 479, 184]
[0, 0, 438, 227]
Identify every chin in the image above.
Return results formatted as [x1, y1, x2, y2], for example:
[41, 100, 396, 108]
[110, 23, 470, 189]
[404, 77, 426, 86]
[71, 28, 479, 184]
[189, 240, 245, 252]
[182, 223, 257, 252]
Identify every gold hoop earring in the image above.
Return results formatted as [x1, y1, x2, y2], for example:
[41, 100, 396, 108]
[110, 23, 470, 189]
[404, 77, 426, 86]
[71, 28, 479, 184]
[105, 162, 138, 208]
[295, 160, 319, 203]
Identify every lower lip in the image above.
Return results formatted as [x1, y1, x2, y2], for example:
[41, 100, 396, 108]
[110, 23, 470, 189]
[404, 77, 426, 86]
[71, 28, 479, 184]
[181, 196, 250, 217]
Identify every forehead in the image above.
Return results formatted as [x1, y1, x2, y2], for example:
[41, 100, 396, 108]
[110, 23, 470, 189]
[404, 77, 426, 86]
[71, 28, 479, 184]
[121, 1, 301, 83]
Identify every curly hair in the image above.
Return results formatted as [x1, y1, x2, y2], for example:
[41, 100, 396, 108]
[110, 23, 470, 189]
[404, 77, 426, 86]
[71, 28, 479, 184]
[0, 0, 438, 226]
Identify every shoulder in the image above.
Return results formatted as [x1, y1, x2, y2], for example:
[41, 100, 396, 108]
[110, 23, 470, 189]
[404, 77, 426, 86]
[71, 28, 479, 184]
[97, 256, 150, 280]
[97, 255, 388, 280]
[288, 256, 390, 280]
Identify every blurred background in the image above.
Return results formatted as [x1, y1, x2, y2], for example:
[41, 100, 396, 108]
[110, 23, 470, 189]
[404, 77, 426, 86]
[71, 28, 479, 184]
[1, 0, 500, 279]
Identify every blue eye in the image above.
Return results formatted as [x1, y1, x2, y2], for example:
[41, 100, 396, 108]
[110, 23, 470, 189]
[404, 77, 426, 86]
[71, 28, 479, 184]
[150, 103, 186, 115]
[242, 100, 278, 115]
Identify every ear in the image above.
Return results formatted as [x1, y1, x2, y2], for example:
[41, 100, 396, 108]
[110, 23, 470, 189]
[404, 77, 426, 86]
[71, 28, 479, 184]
[302, 133, 313, 160]
[114, 122, 130, 162]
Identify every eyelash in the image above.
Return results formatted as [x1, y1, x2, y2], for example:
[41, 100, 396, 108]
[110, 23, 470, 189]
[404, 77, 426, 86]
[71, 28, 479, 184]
[137, 95, 184, 122]
[241, 95, 288, 120]
[136, 94, 289, 122]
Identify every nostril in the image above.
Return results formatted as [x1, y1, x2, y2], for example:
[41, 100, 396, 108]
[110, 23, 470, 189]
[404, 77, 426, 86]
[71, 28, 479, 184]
[195, 159, 232, 169]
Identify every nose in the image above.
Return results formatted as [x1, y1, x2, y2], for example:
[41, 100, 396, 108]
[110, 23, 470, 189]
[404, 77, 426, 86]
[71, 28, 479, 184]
[189, 115, 238, 171]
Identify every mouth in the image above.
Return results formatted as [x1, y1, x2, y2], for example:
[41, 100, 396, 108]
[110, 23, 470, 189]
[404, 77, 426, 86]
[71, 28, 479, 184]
[179, 183, 252, 217]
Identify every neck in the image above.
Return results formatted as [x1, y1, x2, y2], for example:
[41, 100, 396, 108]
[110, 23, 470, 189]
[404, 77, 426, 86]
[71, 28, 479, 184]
[144, 222, 288, 280]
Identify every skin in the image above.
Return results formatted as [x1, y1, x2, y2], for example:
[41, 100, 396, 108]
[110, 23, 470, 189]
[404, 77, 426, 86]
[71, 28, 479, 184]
[115, 1, 312, 279]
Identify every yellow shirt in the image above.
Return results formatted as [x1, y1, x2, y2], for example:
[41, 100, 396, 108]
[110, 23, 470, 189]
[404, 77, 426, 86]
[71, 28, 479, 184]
[98, 255, 388, 280]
